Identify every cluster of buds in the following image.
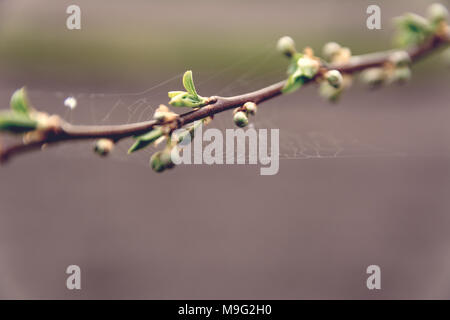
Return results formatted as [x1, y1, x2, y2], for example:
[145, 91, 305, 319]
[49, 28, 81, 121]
[395, 3, 448, 47]
[322, 42, 352, 64]
[279, 40, 323, 94]
[233, 102, 257, 128]
[150, 148, 177, 172]
[168, 71, 210, 108]
[318, 42, 353, 102]
[150, 117, 211, 172]
[296, 56, 320, 79]
[387, 51, 412, 84]
[360, 50, 412, 88]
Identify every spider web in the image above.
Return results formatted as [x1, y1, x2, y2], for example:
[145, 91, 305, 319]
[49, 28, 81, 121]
[22, 41, 407, 168]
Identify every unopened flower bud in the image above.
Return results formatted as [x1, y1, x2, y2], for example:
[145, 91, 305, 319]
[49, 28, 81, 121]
[150, 151, 165, 172]
[322, 42, 341, 61]
[233, 111, 248, 128]
[160, 149, 175, 169]
[360, 68, 386, 87]
[389, 51, 411, 67]
[325, 70, 344, 89]
[297, 57, 319, 78]
[94, 138, 114, 156]
[333, 47, 352, 63]
[390, 67, 412, 84]
[277, 36, 296, 57]
[243, 102, 257, 115]
[427, 3, 448, 24]
[319, 81, 342, 103]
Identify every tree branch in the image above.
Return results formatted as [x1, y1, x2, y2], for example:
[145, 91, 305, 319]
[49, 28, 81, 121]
[1, 31, 449, 164]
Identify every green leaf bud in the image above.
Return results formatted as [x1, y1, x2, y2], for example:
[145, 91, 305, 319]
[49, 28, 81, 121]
[168, 92, 207, 108]
[182, 70, 199, 98]
[282, 69, 305, 94]
[0, 110, 37, 133]
[150, 151, 165, 173]
[10, 87, 31, 115]
[277, 36, 296, 57]
[395, 13, 432, 47]
[325, 70, 344, 89]
[233, 111, 249, 128]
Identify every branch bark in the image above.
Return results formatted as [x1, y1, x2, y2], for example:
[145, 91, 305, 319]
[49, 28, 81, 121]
[1, 31, 449, 163]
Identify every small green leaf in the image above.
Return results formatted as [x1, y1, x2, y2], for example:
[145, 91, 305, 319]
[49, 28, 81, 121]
[233, 111, 249, 128]
[282, 70, 305, 94]
[168, 91, 186, 98]
[182, 70, 198, 98]
[287, 53, 303, 75]
[10, 87, 31, 115]
[128, 127, 164, 153]
[394, 13, 432, 47]
[0, 110, 37, 133]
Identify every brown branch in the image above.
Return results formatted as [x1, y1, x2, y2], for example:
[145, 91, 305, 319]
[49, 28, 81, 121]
[1, 31, 449, 163]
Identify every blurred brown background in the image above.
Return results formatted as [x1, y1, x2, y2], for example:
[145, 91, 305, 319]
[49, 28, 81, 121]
[1, 0, 450, 299]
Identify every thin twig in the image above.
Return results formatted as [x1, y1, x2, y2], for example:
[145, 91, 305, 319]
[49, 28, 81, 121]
[1, 31, 449, 163]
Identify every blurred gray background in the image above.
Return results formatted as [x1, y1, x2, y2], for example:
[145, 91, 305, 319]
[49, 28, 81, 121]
[1, 0, 450, 299]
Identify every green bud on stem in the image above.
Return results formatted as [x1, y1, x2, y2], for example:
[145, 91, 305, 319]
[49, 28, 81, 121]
[325, 70, 344, 89]
[319, 81, 342, 103]
[427, 3, 448, 25]
[389, 51, 411, 67]
[277, 36, 296, 57]
[233, 111, 249, 128]
[149, 151, 164, 172]
[297, 57, 319, 79]
[243, 102, 257, 115]
[94, 138, 114, 156]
